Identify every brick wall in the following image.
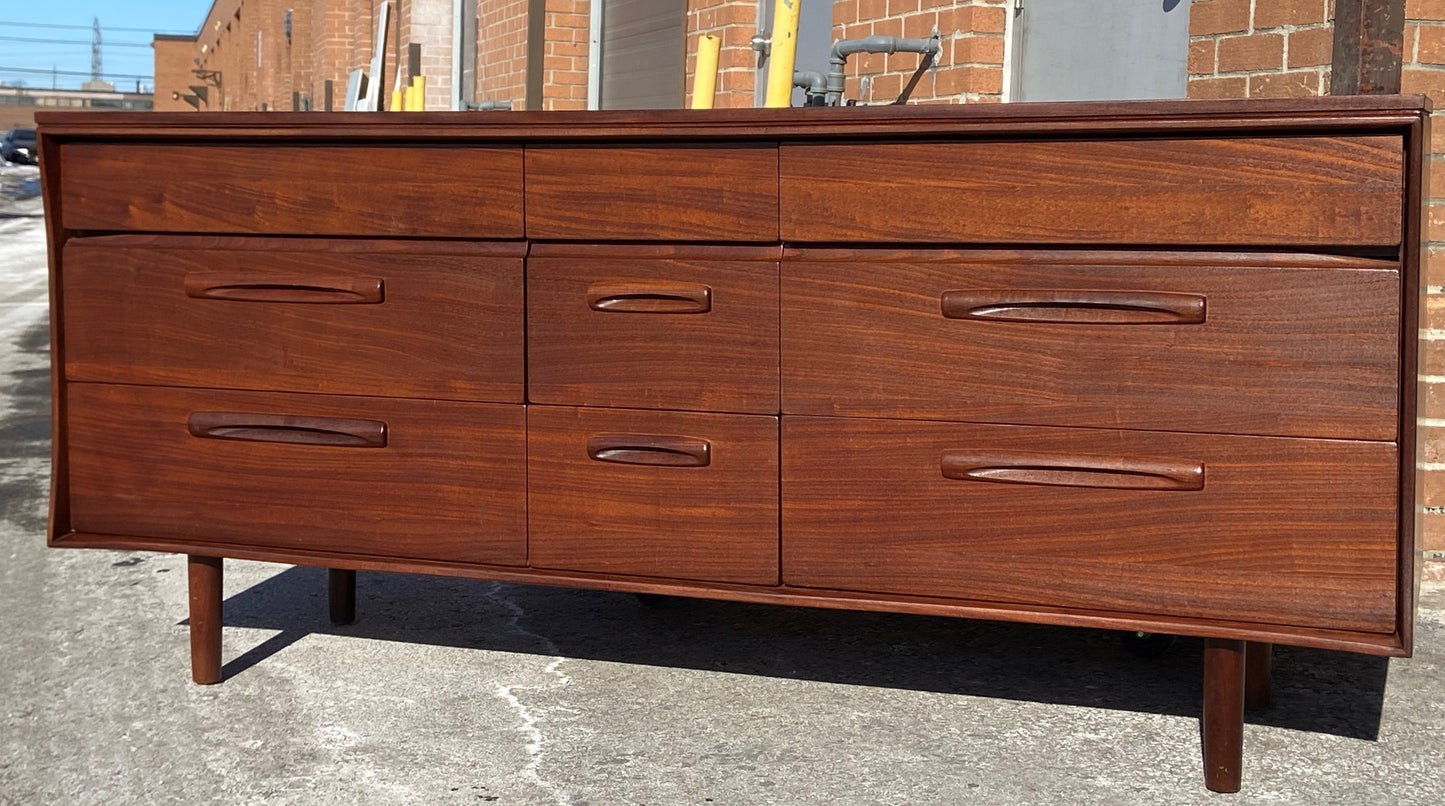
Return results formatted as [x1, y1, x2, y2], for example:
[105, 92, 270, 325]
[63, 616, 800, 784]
[1187, 0, 1335, 98]
[543, 0, 590, 110]
[477, 0, 530, 106]
[842, 0, 1009, 105]
[686, 0, 758, 109]
[152, 36, 199, 111]
[1405, 0, 1445, 559]
[397, 0, 455, 109]
[312, 0, 351, 109]
[189, 0, 464, 111]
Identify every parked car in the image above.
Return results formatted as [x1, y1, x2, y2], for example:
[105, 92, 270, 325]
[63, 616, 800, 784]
[1, 127, 37, 164]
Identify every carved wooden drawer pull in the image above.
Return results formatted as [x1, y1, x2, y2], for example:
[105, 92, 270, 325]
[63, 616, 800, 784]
[187, 411, 388, 448]
[586, 434, 712, 467]
[940, 289, 1206, 324]
[184, 272, 385, 304]
[586, 282, 713, 314]
[941, 451, 1205, 491]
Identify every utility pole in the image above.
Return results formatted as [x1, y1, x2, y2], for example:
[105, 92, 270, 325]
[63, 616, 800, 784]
[91, 17, 102, 83]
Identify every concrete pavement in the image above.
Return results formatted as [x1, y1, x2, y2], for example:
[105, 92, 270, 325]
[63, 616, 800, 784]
[1, 202, 1442, 805]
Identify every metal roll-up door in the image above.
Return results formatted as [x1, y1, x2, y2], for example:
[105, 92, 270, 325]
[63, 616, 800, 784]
[600, 0, 686, 109]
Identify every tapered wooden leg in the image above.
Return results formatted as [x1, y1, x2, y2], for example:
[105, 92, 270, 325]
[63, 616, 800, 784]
[1202, 638, 1246, 793]
[328, 569, 356, 625]
[187, 555, 223, 685]
[1245, 641, 1272, 710]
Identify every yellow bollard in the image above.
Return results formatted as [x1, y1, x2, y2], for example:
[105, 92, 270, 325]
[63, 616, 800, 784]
[392, 89, 404, 112]
[408, 75, 426, 111]
[692, 35, 721, 109]
[764, 0, 801, 108]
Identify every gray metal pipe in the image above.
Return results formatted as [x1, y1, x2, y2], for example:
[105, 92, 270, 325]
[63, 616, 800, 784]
[827, 34, 941, 106]
[793, 70, 828, 106]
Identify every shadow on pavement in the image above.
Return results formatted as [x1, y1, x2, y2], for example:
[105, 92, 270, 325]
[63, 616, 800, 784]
[180, 563, 1388, 742]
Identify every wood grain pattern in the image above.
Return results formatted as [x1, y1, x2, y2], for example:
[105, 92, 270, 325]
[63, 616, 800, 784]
[781, 416, 1398, 633]
[782, 250, 1399, 440]
[1202, 639, 1247, 793]
[525, 145, 779, 240]
[62, 239, 524, 402]
[34, 103, 1425, 694]
[59, 144, 524, 237]
[528, 405, 779, 584]
[33, 96, 1432, 143]
[67, 384, 527, 565]
[1399, 110, 1428, 659]
[50, 528, 1412, 656]
[781, 136, 1404, 245]
[528, 252, 780, 414]
[187, 555, 223, 685]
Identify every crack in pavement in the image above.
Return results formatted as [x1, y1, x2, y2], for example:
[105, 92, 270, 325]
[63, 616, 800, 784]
[483, 583, 575, 806]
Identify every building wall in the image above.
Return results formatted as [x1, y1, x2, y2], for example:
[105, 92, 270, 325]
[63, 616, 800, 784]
[543, 0, 591, 110]
[192, 0, 454, 111]
[686, 0, 757, 108]
[1186, 0, 1335, 98]
[397, 0, 456, 109]
[477, 0, 531, 106]
[152, 36, 200, 111]
[840, 0, 1009, 105]
[1404, 0, 1445, 556]
[1, 87, 153, 129]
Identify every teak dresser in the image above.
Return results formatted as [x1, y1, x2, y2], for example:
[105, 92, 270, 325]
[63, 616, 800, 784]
[37, 97, 1427, 793]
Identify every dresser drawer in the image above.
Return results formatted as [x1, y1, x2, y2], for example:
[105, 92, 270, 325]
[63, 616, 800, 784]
[782, 416, 1398, 633]
[66, 384, 526, 565]
[59, 143, 524, 237]
[528, 405, 779, 584]
[525, 144, 778, 240]
[62, 237, 525, 402]
[528, 245, 780, 414]
[780, 135, 1403, 245]
[782, 249, 1400, 440]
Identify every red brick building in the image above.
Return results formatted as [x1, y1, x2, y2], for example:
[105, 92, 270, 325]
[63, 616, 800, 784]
[153, 0, 1445, 563]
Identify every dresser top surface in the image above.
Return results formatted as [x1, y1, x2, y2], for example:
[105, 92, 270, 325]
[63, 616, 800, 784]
[34, 95, 1430, 142]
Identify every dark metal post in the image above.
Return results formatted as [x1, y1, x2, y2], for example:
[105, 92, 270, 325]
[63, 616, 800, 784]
[1331, 0, 1406, 95]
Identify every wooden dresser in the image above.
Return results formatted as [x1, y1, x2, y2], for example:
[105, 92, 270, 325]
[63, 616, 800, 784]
[37, 97, 1427, 793]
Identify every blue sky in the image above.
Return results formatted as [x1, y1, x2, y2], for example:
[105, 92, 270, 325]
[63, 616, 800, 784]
[1, 1, 209, 92]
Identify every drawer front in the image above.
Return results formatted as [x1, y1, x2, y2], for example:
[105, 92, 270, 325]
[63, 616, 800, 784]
[780, 136, 1403, 245]
[782, 250, 1400, 440]
[62, 239, 524, 402]
[66, 384, 526, 565]
[528, 250, 780, 414]
[60, 144, 524, 237]
[528, 405, 779, 584]
[525, 145, 779, 240]
[782, 417, 1399, 633]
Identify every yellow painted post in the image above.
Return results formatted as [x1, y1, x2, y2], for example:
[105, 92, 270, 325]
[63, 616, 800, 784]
[692, 35, 721, 109]
[764, 0, 801, 107]
[408, 75, 426, 111]
[391, 88, 405, 111]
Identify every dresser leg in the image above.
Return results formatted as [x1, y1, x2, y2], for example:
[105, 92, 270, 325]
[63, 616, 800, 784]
[1202, 638, 1246, 793]
[1245, 641, 1272, 710]
[187, 555, 223, 685]
[328, 569, 357, 625]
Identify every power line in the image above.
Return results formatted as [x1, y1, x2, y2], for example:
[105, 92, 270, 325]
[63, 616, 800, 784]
[0, 65, 153, 81]
[0, 35, 153, 48]
[0, 19, 193, 35]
